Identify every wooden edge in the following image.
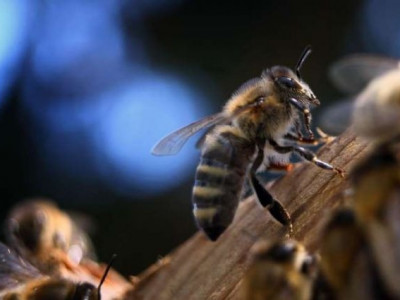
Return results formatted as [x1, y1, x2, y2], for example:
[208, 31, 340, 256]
[129, 128, 370, 300]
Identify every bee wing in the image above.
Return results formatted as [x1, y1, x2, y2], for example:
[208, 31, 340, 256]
[329, 54, 399, 94]
[152, 100, 263, 156]
[151, 112, 227, 156]
[317, 97, 355, 135]
[194, 126, 215, 150]
[0, 242, 42, 290]
[66, 210, 98, 262]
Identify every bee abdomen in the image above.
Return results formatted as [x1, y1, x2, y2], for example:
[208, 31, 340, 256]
[192, 127, 254, 241]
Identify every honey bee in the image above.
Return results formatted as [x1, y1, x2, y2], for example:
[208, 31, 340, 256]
[152, 46, 343, 241]
[316, 55, 400, 299]
[3, 199, 134, 300]
[0, 242, 110, 300]
[4, 199, 96, 275]
[317, 208, 371, 299]
[323, 54, 400, 230]
[241, 239, 317, 300]
[320, 54, 400, 135]
[349, 138, 400, 299]
[317, 206, 400, 300]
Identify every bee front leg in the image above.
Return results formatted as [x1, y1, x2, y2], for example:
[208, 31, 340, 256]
[284, 132, 318, 145]
[294, 117, 304, 139]
[284, 129, 335, 145]
[250, 148, 293, 234]
[268, 139, 344, 177]
[288, 97, 314, 139]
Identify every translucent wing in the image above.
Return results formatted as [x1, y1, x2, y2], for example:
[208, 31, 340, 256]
[195, 126, 215, 150]
[67, 210, 97, 262]
[329, 54, 399, 94]
[317, 97, 355, 135]
[151, 112, 227, 156]
[152, 98, 265, 156]
[0, 242, 42, 290]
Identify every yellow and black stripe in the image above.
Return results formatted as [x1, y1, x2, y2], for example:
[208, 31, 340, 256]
[192, 125, 255, 241]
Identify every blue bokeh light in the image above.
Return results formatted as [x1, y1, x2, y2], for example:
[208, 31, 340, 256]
[93, 71, 210, 196]
[360, 0, 400, 56]
[12, 0, 215, 199]
[30, 1, 146, 96]
[0, 0, 31, 107]
[22, 68, 211, 197]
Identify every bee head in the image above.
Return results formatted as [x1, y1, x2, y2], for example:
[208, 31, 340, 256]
[71, 254, 116, 300]
[6, 202, 47, 254]
[27, 280, 97, 300]
[265, 46, 320, 107]
[253, 239, 304, 268]
[253, 239, 316, 275]
[74, 283, 99, 300]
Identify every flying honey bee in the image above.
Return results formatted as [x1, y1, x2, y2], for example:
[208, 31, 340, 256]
[152, 46, 343, 241]
[349, 138, 400, 299]
[319, 54, 400, 135]
[4, 199, 96, 275]
[0, 242, 112, 300]
[241, 239, 317, 300]
[316, 55, 400, 299]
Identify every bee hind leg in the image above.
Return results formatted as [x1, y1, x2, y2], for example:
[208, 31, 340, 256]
[250, 147, 293, 235]
[250, 173, 293, 235]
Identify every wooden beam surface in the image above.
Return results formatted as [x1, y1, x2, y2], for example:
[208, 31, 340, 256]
[130, 129, 370, 300]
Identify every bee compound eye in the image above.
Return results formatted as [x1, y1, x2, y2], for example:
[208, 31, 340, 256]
[301, 255, 316, 275]
[276, 76, 297, 89]
[255, 96, 265, 105]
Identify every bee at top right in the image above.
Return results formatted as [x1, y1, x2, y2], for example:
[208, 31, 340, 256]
[320, 54, 400, 138]
[315, 54, 400, 299]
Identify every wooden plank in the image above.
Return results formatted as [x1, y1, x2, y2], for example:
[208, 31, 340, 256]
[130, 129, 370, 300]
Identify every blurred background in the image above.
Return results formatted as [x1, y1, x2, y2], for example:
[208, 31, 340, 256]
[0, 0, 398, 275]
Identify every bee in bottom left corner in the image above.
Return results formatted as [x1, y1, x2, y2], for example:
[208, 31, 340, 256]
[1, 200, 134, 300]
[0, 242, 107, 300]
[4, 199, 97, 276]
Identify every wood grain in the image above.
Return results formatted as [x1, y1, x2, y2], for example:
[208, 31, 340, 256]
[130, 129, 370, 300]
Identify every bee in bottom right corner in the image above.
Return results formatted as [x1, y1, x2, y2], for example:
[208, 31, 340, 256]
[315, 134, 400, 299]
[241, 239, 317, 300]
[313, 53, 400, 299]
[315, 208, 381, 300]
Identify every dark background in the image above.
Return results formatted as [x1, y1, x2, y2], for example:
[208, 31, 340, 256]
[0, 0, 397, 275]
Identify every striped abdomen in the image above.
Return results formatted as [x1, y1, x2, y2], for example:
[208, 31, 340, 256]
[192, 125, 255, 241]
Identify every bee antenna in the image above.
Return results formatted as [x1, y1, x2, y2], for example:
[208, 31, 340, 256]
[295, 45, 312, 80]
[97, 253, 117, 300]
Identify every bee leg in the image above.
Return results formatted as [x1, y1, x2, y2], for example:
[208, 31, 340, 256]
[294, 117, 304, 138]
[267, 162, 294, 172]
[284, 132, 318, 145]
[288, 97, 314, 139]
[284, 130, 335, 145]
[269, 139, 344, 177]
[250, 173, 293, 234]
[250, 149, 293, 234]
